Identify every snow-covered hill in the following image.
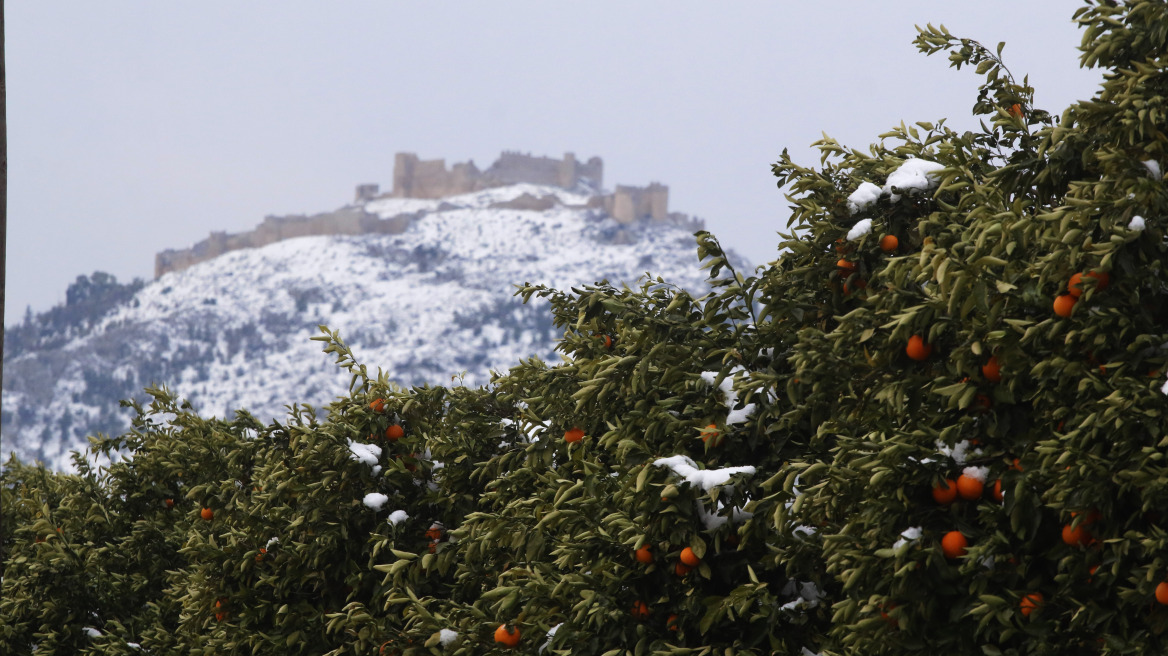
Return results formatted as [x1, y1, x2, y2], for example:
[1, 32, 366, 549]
[2, 184, 749, 471]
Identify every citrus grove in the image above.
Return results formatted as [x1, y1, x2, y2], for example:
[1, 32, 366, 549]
[4, 2, 1168, 654]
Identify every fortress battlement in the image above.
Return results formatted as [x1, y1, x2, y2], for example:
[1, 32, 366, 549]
[154, 151, 689, 279]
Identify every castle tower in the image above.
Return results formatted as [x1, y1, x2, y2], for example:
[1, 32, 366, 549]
[355, 184, 380, 203]
[392, 153, 419, 197]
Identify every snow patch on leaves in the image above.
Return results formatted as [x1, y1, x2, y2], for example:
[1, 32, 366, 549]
[846, 218, 873, 241]
[348, 439, 382, 466]
[652, 455, 756, 491]
[699, 370, 756, 425]
[388, 510, 409, 525]
[1142, 159, 1162, 180]
[1129, 215, 1146, 231]
[847, 182, 883, 215]
[892, 526, 922, 550]
[884, 158, 945, 202]
[362, 492, 389, 511]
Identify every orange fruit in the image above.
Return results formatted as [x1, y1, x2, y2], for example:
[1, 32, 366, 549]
[1008, 103, 1023, 118]
[165, 498, 175, 509]
[842, 278, 867, 295]
[369, 398, 385, 413]
[992, 479, 1003, 502]
[837, 258, 856, 272]
[956, 475, 983, 501]
[1053, 294, 1077, 318]
[1010, 458, 1023, 472]
[932, 479, 958, 505]
[905, 335, 932, 361]
[700, 424, 722, 447]
[679, 547, 701, 567]
[1068, 271, 1110, 297]
[880, 234, 899, 252]
[1156, 582, 1168, 605]
[674, 562, 692, 576]
[631, 600, 650, 620]
[941, 531, 967, 559]
[425, 527, 443, 541]
[601, 335, 613, 348]
[215, 611, 227, 622]
[200, 507, 214, 521]
[428, 540, 437, 554]
[255, 548, 267, 563]
[494, 624, 520, 648]
[667, 613, 679, 631]
[385, 424, 405, 441]
[1020, 592, 1043, 617]
[1062, 523, 1092, 547]
[982, 356, 1001, 383]
[635, 544, 653, 564]
[564, 427, 585, 443]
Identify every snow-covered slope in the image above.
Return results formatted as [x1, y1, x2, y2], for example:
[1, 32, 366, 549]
[2, 184, 749, 471]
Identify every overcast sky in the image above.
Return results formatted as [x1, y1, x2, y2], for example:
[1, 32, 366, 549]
[5, 1, 1102, 324]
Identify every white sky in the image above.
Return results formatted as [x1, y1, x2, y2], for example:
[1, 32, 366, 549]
[4, 1, 1101, 323]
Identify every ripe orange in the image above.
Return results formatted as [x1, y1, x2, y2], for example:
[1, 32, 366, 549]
[905, 335, 932, 361]
[666, 613, 679, 631]
[1019, 592, 1043, 617]
[1068, 271, 1110, 297]
[700, 424, 722, 447]
[880, 234, 899, 252]
[992, 479, 1003, 502]
[255, 547, 267, 563]
[564, 427, 585, 443]
[1008, 103, 1023, 118]
[941, 531, 967, 559]
[165, 498, 175, 509]
[982, 356, 1001, 383]
[494, 624, 520, 648]
[631, 600, 650, 620]
[425, 527, 443, 541]
[215, 611, 227, 622]
[1010, 458, 1023, 472]
[837, 258, 856, 273]
[369, 398, 385, 413]
[200, 507, 214, 521]
[956, 475, 983, 501]
[1156, 582, 1168, 605]
[932, 479, 958, 505]
[1062, 523, 1092, 547]
[1053, 294, 1076, 318]
[679, 547, 701, 567]
[674, 562, 692, 576]
[385, 424, 405, 441]
[601, 334, 613, 349]
[635, 544, 653, 564]
[428, 540, 437, 554]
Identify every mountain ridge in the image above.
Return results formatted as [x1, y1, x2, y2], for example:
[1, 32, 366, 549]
[3, 183, 750, 471]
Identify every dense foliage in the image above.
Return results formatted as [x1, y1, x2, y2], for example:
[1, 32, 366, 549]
[4, 2, 1168, 654]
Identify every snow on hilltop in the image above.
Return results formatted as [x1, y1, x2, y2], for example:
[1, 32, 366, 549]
[2, 183, 748, 471]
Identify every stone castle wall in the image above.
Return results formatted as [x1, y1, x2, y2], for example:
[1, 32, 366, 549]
[155, 208, 412, 279]
[155, 151, 679, 279]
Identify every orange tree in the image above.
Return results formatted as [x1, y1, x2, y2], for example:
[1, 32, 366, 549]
[4, 2, 1168, 654]
[762, 2, 1168, 654]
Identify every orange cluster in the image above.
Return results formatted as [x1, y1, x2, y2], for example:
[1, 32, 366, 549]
[1053, 270, 1109, 318]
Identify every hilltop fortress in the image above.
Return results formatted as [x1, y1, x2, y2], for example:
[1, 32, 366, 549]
[155, 151, 694, 279]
